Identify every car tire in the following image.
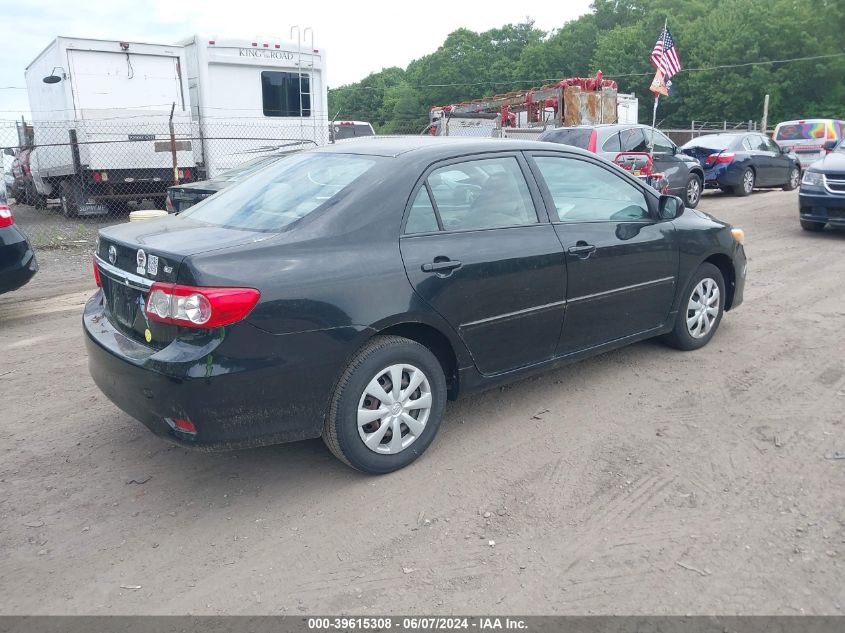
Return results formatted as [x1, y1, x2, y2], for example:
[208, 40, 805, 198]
[685, 174, 702, 208]
[800, 219, 825, 232]
[59, 181, 79, 218]
[783, 166, 800, 191]
[322, 335, 447, 474]
[733, 168, 755, 196]
[662, 263, 726, 351]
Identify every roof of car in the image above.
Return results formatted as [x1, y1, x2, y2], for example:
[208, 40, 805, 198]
[314, 135, 590, 158]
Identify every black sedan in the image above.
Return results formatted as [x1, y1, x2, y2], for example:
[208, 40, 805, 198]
[0, 197, 38, 294]
[798, 140, 845, 231]
[85, 138, 747, 473]
[681, 132, 801, 196]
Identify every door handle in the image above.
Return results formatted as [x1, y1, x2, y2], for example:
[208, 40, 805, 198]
[568, 243, 597, 259]
[421, 258, 462, 273]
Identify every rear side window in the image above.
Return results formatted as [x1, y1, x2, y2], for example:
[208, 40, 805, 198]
[602, 133, 621, 152]
[181, 152, 379, 231]
[405, 187, 439, 234]
[426, 157, 537, 231]
[533, 156, 649, 222]
[262, 71, 311, 117]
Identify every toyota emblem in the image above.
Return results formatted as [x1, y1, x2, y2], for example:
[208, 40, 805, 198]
[108, 245, 117, 264]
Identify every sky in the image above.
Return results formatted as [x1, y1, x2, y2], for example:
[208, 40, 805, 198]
[0, 0, 593, 123]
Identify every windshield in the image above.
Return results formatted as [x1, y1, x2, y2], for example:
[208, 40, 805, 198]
[683, 135, 737, 151]
[181, 152, 380, 231]
[537, 128, 594, 149]
[775, 121, 835, 141]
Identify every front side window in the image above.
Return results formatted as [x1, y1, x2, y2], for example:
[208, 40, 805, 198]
[181, 152, 379, 231]
[425, 157, 537, 231]
[649, 129, 675, 154]
[261, 71, 311, 117]
[533, 156, 650, 222]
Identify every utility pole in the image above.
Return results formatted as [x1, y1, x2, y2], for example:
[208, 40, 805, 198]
[761, 94, 769, 134]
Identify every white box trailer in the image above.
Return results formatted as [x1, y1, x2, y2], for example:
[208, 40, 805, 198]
[25, 37, 196, 215]
[181, 35, 328, 178]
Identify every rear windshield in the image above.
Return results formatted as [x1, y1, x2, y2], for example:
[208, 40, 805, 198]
[181, 152, 380, 231]
[537, 128, 594, 149]
[775, 121, 835, 141]
[683, 135, 737, 151]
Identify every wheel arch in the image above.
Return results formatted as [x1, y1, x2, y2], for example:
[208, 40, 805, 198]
[702, 252, 737, 310]
[374, 321, 462, 399]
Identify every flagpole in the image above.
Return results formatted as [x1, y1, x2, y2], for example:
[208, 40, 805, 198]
[650, 18, 668, 161]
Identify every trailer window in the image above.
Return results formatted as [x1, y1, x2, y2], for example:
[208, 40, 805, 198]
[261, 71, 311, 117]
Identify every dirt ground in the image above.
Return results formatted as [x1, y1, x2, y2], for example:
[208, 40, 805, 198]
[1, 189, 843, 615]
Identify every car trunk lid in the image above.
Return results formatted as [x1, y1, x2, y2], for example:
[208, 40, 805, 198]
[95, 216, 272, 347]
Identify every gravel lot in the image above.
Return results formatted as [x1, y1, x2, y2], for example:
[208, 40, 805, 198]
[1, 189, 843, 615]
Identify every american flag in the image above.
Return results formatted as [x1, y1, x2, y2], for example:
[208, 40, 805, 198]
[650, 27, 682, 79]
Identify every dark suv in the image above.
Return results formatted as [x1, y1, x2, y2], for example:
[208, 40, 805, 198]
[538, 124, 705, 208]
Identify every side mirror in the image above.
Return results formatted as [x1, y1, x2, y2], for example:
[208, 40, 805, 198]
[823, 140, 838, 152]
[780, 145, 791, 154]
[659, 194, 685, 220]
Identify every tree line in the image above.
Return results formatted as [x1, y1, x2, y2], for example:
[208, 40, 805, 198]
[328, 0, 845, 133]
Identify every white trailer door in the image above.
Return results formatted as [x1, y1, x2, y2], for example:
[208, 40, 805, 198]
[67, 49, 184, 113]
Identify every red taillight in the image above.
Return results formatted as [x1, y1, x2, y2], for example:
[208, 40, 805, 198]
[705, 152, 736, 165]
[0, 205, 13, 228]
[145, 283, 260, 328]
[165, 195, 174, 213]
[587, 130, 597, 153]
[183, 168, 192, 179]
[93, 257, 102, 287]
[93, 171, 101, 182]
[173, 418, 197, 434]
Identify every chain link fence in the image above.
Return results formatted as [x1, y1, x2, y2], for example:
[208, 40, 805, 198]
[0, 117, 332, 250]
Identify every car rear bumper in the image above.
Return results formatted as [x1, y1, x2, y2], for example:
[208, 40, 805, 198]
[0, 225, 38, 294]
[83, 290, 364, 450]
[799, 190, 845, 225]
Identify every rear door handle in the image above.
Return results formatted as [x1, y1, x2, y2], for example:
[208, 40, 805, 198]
[421, 258, 462, 273]
[568, 243, 597, 258]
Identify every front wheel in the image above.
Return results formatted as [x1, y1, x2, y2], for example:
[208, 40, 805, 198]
[685, 174, 702, 208]
[663, 263, 726, 351]
[733, 168, 755, 196]
[783, 166, 800, 191]
[323, 335, 447, 474]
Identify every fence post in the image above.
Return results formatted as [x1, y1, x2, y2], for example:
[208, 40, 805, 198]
[68, 128, 84, 197]
[169, 102, 179, 185]
[761, 94, 769, 134]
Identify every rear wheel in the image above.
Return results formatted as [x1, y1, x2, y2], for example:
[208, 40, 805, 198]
[663, 263, 726, 351]
[59, 181, 79, 218]
[800, 219, 825, 232]
[783, 166, 800, 191]
[685, 174, 702, 208]
[323, 335, 447, 474]
[733, 168, 755, 196]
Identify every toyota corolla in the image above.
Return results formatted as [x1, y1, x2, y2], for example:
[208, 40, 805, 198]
[85, 137, 746, 473]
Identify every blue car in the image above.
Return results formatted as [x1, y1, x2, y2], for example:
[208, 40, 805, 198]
[681, 132, 801, 196]
[798, 140, 845, 232]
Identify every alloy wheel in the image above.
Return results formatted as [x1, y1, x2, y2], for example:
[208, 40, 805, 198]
[686, 177, 701, 206]
[686, 278, 720, 338]
[789, 168, 799, 189]
[743, 170, 754, 195]
[357, 363, 432, 454]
